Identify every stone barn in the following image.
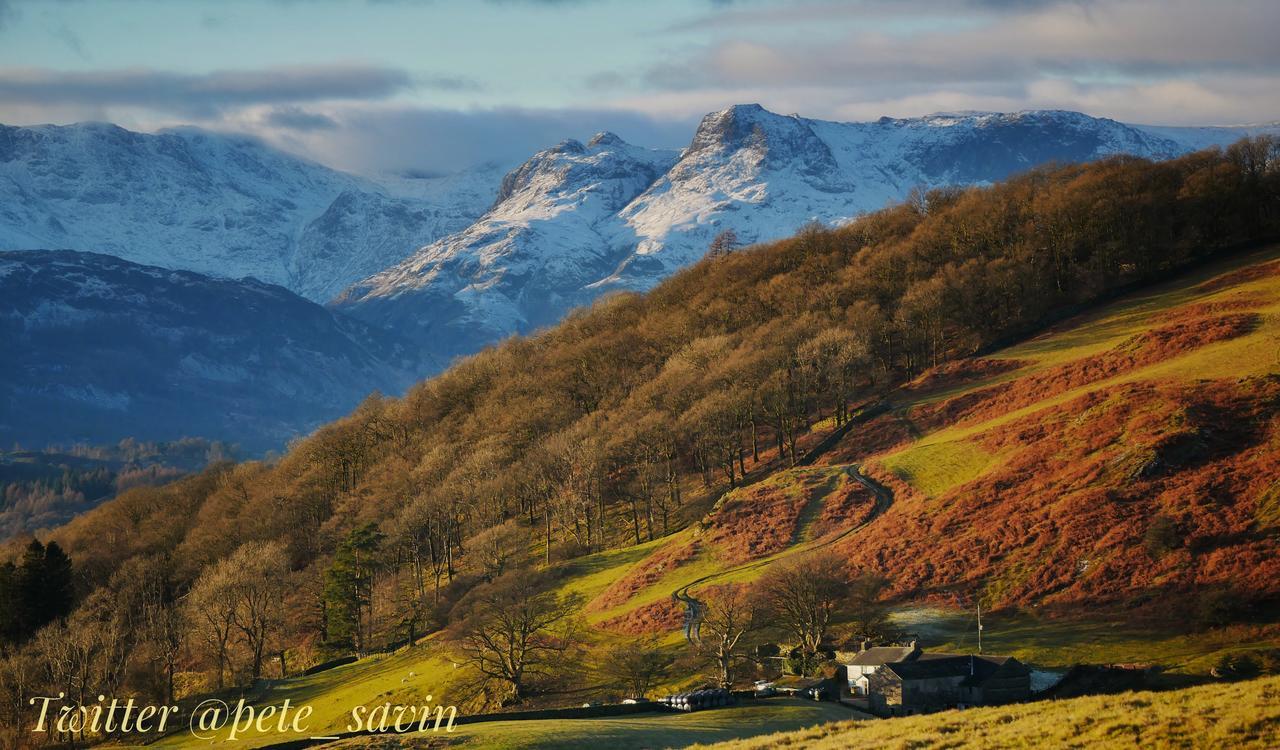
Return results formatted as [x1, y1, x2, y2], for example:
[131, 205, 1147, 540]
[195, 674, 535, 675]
[867, 654, 1031, 715]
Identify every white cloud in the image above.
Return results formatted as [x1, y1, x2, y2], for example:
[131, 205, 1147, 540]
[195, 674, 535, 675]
[0, 64, 422, 118]
[1, 0, 1275, 173]
[589, 0, 1280, 127]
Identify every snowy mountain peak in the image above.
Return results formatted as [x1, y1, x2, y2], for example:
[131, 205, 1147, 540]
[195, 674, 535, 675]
[490, 132, 676, 213]
[680, 102, 842, 187]
[338, 105, 1279, 371]
[333, 135, 679, 360]
[691, 103, 803, 153]
[0, 122, 505, 302]
[587, 131, 626, 148]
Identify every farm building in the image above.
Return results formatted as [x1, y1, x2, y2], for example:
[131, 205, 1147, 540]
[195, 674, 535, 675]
[837, 642, 922, 697]
[866, 653, 1032, 715]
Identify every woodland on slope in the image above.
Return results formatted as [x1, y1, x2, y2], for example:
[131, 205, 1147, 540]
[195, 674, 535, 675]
[1, 138, 1278, 730]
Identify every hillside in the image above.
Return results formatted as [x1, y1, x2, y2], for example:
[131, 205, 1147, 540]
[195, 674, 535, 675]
[0, 439, 233, 541]
[828, 248, 1280, 614]
[3, 138, 1280, 748]
[569, 242, 1280, 662]
[160, 245, 1280, 748]
[692, 675, 1280, 750]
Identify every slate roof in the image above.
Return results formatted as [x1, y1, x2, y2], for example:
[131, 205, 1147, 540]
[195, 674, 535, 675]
[846, 646, 919, 667]
[884, 654, 1017, 683]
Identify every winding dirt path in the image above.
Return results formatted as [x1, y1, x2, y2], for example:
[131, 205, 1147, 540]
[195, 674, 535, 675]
[672, 464, 894, 645]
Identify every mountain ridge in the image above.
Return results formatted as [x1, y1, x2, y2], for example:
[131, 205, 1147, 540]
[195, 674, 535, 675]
[336, 105, 1280, 365]
[0, 122, 505, 302]
[332, 131, 679, 360]
[0, 249, 424, 452]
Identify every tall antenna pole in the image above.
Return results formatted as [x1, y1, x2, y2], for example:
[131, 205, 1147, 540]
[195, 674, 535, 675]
[977, 601, 983, 654]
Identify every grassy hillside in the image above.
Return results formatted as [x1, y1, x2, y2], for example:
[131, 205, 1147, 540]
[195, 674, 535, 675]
[691, 675, 1280, 750]
[145, 246, 1280, 750]
[830, 245, 1280, 613]
[436, 700, 860, 750]
[560, 244, 1280, 656]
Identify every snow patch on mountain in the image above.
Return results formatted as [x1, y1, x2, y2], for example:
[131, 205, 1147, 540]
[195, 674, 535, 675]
[337, 105, 1277, 365]
[335, 133, 677, 359]
[0, 123, 505, 302]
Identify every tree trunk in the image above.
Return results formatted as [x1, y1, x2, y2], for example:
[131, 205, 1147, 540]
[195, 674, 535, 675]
[628, 497, 642, 545]
[544, 507, 552, 566]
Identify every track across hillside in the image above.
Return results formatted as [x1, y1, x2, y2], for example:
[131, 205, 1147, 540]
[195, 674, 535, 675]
[672, 464, 894, 644]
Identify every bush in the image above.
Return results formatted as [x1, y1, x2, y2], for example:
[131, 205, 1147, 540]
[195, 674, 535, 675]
[785, 651, 823, 677]
[1196, 588, 1252, 629]
[1257, 649, 1280, 676]
[1213, 653, 1261, 680]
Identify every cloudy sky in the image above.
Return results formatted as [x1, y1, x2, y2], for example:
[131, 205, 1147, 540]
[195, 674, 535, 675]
[0, 0, 1276, 175]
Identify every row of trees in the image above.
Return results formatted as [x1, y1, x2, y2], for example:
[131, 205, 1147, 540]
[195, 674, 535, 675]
[694, 556, 889, 688]
[3, 137, 1278, 729]
[0, 438, 236, 539]
[444, 553, 888, 707]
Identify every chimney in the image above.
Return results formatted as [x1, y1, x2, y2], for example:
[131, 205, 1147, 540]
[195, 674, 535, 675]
[860, 638, 870, 652]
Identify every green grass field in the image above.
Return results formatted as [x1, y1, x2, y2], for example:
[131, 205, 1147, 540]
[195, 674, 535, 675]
[437, 700, 861, 750]
[149, 643, 458, 749]
[692, 675, 1280, 750]
[878, 439, 993, 498]
[888, 606, 1280, 676]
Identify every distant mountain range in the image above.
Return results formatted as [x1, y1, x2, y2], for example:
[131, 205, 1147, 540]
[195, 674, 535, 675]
[0, 122, 505, 302]
[1, 107, 1275, 450]
[0, 251, 423, 452]
[333, 106, 1279, 357]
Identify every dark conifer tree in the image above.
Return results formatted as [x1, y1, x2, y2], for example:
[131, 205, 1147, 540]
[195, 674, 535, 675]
[41, 541, 75, 623]
[0, 560, 18, 644]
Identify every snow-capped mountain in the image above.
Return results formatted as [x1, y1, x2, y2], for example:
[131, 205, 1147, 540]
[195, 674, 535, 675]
[0, 250, 424, 452]
[0, 123, 504, 302]
[336, 105, 1278, 361]
[334, 133, 677, 360]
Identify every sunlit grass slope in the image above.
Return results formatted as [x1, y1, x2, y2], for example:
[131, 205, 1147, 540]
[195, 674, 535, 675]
[887, 245, 1280, 455]
[438, 700, 861, 750]
[692, 675, 1280, 750]
[815, 244, 1280, 621]
[150, 644, 456, 750]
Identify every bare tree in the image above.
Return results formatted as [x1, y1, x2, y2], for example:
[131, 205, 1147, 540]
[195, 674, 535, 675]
[141, 600, 186, 703]
[186, 542, 287, 687]
[708, 228, 740, 257]
[451, 571, 582, 705]
[600, 638, 673, 699]
[698, 587, 767, 689]
[0, 651, 41, 746]
[228, 542, 289, 682]
[846, 572, 891, 640]
[466, 520, 527, 581]
[187, 558, 238, 690]
[758, 555, 849, 655]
